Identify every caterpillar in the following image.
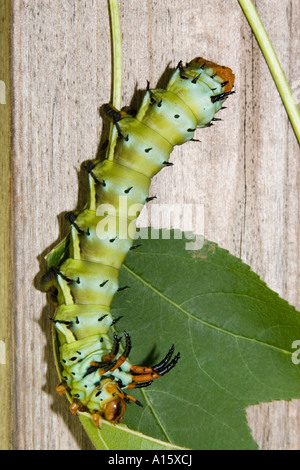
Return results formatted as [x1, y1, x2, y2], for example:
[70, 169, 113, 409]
[41, 57, 235, 427]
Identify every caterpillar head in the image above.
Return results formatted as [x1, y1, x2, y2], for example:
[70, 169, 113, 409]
[102, 381, 127, 423]
[99, 378, 142, 424]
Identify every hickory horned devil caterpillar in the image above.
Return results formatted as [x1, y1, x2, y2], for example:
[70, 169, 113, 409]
[41, 57, 235, 427]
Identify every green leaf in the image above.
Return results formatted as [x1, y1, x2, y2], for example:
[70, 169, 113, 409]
[78, 415, 187, 450]
[90, 230, 300, 450]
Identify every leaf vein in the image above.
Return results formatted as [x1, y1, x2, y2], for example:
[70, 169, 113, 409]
[123, 264, 294, 356]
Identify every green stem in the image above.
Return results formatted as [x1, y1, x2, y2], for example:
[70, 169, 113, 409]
[107, 0, 122, 161]
[238, 0, 300, 144]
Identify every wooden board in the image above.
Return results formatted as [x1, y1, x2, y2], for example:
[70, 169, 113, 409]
[5, 0, 300, 450]
[0, 0, 11, 452]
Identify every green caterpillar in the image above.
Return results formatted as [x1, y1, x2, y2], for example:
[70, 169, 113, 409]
[41, 57, 235, 427]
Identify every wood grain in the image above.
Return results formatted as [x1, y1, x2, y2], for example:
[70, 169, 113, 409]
[0, 0, 11, 452]
[7, 0, 300, 449]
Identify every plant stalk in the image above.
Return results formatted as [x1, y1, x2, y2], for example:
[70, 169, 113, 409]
[107, 0, 122, 160]
[238, 0, 300, 144]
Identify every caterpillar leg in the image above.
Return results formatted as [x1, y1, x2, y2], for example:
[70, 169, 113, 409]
[92, 412, 101, 428]
[69, 400, 88, 416]
[55, 382, 68, 396]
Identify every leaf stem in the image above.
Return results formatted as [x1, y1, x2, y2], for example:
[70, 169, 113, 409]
[106, 0, 122, 161]
[238, 0, 300, 144]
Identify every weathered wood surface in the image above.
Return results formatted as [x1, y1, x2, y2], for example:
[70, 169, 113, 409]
[0, 0, 11, 452]
[7, 0, 300, 449]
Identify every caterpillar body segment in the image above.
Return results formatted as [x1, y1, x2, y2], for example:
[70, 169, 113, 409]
[42, 57, 234, 425]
